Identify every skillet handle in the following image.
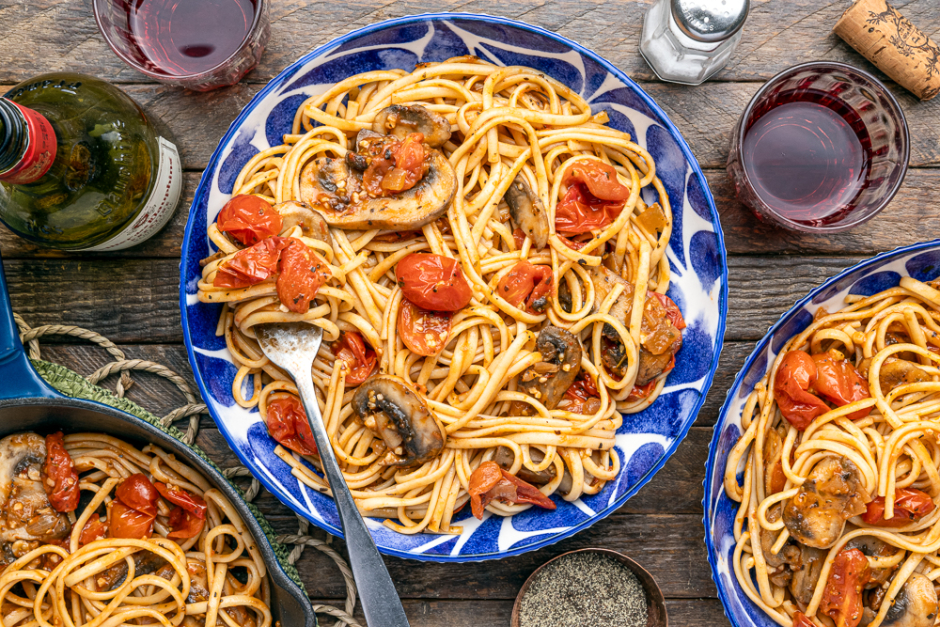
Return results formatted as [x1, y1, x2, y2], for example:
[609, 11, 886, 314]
[0, 258, 58, 399]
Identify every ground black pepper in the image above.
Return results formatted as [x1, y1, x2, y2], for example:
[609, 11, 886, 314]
[518, 552, 648, 627]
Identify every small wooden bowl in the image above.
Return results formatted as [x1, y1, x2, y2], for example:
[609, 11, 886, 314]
[511, 548, 668, 627]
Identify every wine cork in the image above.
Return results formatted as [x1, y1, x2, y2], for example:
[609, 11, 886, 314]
[833, 0, 940, 101]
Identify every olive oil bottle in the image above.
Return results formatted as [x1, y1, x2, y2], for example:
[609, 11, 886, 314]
[0, 73, 181, 250]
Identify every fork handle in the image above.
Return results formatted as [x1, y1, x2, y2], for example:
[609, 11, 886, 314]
[294, 375, 411, 627]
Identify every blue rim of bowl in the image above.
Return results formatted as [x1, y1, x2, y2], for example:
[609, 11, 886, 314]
[702, 239, 940, 626]
[181, 12, 730, 562]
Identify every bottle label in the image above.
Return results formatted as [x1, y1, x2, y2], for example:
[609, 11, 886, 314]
[78, 137, 182, 252]
[0, 102, 57, 185]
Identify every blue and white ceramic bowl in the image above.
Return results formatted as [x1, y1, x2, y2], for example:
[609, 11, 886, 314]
[704, 241, 940, 626]
[181, 13, 728, 562]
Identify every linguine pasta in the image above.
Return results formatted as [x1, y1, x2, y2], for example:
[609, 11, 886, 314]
[198, 57, 683, 535]
[724, 278, 940, 627]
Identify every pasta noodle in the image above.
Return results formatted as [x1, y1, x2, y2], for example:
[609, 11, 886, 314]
[0, 432, 272, 627]
[724, 278, 940, 627]
[198, 57, 683, 535]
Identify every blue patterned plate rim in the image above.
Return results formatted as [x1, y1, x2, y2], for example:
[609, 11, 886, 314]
[702, 239, 940, 625]
[181, 12, 729, 562]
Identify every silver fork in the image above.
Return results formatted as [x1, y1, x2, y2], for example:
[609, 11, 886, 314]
[256, 322, 410, 627]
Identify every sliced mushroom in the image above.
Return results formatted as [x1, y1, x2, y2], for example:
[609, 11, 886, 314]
[518, 326, 582, 409]
[588, 264, 682, 386]
[788, 544, 826, 607]
[372, 105, 452, 148]
[299, 149, 456, 230]
[879, 358, 930, 393]
[782, 457, 871, 549]
[758, 527, 801, 588]
[96, 550, 171, 591]
[352, 375, 446, 467]
[883, 573, 938, 627]
[273, 201, 332, 245]
[493, 446, 573, 495]
[504, 175, 549, 249]
[0, 433, 71, 555]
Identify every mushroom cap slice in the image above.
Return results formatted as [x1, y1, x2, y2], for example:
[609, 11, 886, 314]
[299, 149, 457, 230]
[519, 326, 582, 409]
[883, 573, 939, 627]
[352, 375, 446, 468]
[504, 175, 549, 249]
[372, 104, 452, 148]
[273, 201, 332, 245]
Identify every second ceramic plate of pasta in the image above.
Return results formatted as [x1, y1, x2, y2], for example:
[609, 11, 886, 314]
[181, 13, 728, 561]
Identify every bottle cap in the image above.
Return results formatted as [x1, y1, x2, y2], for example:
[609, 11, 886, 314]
[672, 0, 749, 43]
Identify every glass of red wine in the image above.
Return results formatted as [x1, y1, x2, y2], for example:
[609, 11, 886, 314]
[93, 0, 270, 91]
[727, 61, 909, 233]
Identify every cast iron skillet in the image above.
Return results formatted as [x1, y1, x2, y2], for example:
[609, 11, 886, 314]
[0, 258, 316, 627]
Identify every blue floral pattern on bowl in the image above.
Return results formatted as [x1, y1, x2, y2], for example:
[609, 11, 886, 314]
[704, 241, 940, 626]
[181, 13, 728, 562]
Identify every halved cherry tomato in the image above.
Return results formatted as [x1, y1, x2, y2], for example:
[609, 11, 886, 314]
[820, 548, 871, 627]
[496, 261, 553, 313]
[812, 352, 870, 421]
[80, 516, 108, 546]
[109, 501, 155, 540]
[276, 238, 331, 314]
[773, 351, 831, 430]
[398, 299, 452, 356]
[42, 432, 79, 513]
[862, 488, 935, 527]
[213, 236, 289, 289]
[331, 331, 378, 386]
[512, 228, 527, 250]
[167, 506, 205, 540]
[115, 474, 158, 517]
[155, 483, 208, 519]
[396, 253, 472, 312]
[554, 183, 625, 235]
[628, 379, 658, 402]
[563, 160, 631, 202]
[792, 611, 816, 627]
[266, 395, 318, 457]
[558, 234, 590, 250]
[468, 461, 556, 519]
[217, 195, 282, 246]
[362, 133, 427, 196]
[563, 373, 601, 414]
[653, 293, 686, 330]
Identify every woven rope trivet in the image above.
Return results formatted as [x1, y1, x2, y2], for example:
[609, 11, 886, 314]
[14, 314, 363, 627]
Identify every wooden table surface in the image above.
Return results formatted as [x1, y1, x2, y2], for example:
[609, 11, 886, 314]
[2, 0, 939, 624]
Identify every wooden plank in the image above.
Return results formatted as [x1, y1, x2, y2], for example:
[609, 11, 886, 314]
[3, 256, 867, 343]
[301, 598, 728, 626]
[264, 511, 715, 599]
[2, 0, 937, 85]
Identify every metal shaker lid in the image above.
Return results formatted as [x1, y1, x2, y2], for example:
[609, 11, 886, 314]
[672, 0, 749, 43]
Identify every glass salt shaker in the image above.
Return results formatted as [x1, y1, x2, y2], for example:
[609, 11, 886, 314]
[639, 0, 749, 86]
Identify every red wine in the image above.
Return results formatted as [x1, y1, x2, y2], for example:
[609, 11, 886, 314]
[127, 0, 258, 76]
[741, 96, 872, 226]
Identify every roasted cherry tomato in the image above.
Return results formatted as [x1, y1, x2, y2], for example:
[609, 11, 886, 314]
[80, 516, 108, 547]
[820, 548, 871, 627]
[266, 395, 318, 457]
[276, 238, 331, 314]
[396, 253, 472, 312]
[512, 228, 527, 250]
[216, 195, 282, 246]
[42, 431, 79, 513]
[812, 352, 870, 421]
[497, 261, 553, 313]
[398, 299, 452, 356]
[792, 611, 816, 627]
[653, 292, 686, 330]
[331, 331, 378, 386]
[562, 373, 601, 414]
[773, 351, 831, 430]
[628, 379, 658, 402]
[563, 160, 631, 202]
[166, 507, 205, 540]
[362, 133, 427, 196]
[862, 488, 935, 527]
[468, 461, 556, 520]
[115, 474, 159, 517]
[213, 236, 289, 289]
[109, 501, 155, 540]
[155, 483, 208, 519]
